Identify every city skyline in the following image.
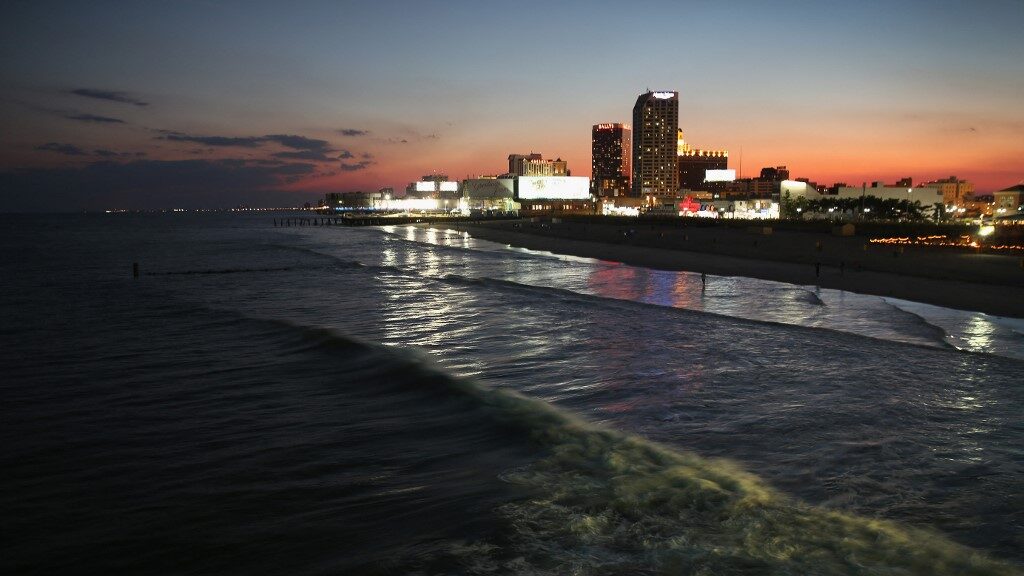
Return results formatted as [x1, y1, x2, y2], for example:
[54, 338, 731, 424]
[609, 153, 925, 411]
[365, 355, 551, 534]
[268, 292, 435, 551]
[1, 0, 1023, 210]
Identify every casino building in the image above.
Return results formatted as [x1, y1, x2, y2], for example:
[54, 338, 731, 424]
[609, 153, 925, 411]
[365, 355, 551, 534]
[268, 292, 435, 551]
[591, 123, 631, 198]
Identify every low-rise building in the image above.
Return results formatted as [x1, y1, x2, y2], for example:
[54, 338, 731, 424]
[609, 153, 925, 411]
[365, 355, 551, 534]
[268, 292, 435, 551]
[993, 185, 1024, 220]
[462, 177, 518, 214]
[922, 176, 974, 206]
[406, 174, 460, 199]
[325, 191, 384, 210]
[834, 183, 943, 205]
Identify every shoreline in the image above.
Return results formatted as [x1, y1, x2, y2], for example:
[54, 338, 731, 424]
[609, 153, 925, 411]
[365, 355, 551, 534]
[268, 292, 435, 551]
[434, 220, 1024, 319]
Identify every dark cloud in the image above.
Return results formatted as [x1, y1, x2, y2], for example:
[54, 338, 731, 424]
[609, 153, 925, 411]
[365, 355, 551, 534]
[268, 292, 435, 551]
[337, 150, 354, 159]
[158, 132, 334, 154]
[263, 134, 332, 152]
[69, 88, 149, 107]
[338, 128, 369, 136]
[161, 134, 265, 147]
[272, 150, 334, 162]
[339, 160, 374, 172]
[0, 159, 319, 211]
[65, 113, 125, 124]
[361, 152, 373, 159]
[36, 142, 86, 156]
[94, 149, 146, 158]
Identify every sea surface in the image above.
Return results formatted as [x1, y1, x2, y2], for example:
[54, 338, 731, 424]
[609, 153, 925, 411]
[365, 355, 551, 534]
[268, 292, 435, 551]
[2, 213, 1022, 575]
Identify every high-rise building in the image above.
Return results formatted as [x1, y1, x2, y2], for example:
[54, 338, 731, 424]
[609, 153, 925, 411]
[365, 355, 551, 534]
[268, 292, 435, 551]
[591, 123, 631, 197]
[632, 90, 679, 197]
[507, 153, 568, 177]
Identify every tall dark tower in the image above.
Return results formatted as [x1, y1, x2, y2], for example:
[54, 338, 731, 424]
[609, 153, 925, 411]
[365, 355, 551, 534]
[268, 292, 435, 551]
[591, 123, 631, 198]
[631, 90, 679, 197]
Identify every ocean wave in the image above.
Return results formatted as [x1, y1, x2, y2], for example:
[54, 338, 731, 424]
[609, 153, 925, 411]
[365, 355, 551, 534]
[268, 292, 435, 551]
[877, 299, 959, 350]
[145, 266, 295, 275]
[252, 318, 1020, 574]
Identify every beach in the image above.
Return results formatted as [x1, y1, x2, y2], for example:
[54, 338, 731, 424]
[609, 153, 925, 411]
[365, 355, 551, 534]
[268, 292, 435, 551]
[441, 219, 1024, 318]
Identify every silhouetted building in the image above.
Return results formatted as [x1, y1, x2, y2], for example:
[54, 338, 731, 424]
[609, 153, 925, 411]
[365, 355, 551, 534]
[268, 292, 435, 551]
[759, 166, 790, 181]
[508, 153, 568, 177]
[632, 90, 679, 197]
[591, 123, 631, 197]
[674, 128, 729, 193]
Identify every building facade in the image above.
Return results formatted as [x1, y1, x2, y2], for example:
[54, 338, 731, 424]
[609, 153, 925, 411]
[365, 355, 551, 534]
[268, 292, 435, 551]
[678, 150, 729, 191]
[462, 177, 518, 213]
[993, 184, 1024, 219]
[405, 174, 460, 199]
[591, 123, 631, 198]
[507, 153, 568, 177]
[923, 176, 975, 206]
[834, 184, 943, 205]
[632, 90, 679, 197]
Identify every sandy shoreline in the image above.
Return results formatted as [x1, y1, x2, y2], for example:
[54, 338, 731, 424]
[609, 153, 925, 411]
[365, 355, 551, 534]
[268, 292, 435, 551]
[433, 219, 1024, 319]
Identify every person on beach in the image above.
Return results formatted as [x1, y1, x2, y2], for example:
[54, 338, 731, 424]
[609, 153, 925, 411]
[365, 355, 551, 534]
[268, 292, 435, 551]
[701, 272, 707, 290]
[815, 262, 821, 278]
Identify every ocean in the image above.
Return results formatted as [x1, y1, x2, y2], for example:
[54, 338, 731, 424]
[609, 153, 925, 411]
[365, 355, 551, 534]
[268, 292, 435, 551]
[2, 213, 1022, 575]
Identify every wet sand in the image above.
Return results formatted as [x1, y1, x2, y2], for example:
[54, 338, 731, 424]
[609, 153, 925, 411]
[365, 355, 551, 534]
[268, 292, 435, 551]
[438, 219, 1024, 319]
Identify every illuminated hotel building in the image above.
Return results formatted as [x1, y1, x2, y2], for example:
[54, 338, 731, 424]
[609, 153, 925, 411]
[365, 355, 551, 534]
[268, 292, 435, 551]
[676, 129, 728, 191]
[591, 123, 631, 197]
[632, 90, 679, 197]
[507, 153, 568, 177]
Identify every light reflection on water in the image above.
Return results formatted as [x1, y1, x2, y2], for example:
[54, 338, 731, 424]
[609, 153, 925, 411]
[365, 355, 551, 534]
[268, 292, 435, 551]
[388, 225, 1022, 360]
[264, 222, 1024, 559]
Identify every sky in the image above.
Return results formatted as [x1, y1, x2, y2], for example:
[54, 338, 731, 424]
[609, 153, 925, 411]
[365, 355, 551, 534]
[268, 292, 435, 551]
[1, 0, 1022, 210]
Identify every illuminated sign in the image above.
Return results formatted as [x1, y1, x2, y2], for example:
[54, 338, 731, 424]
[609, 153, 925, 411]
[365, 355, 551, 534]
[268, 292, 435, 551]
[464, 179, 514, 199]
[705, 169, 736, 182]
[415, 181, 436, 193]
[652, 91, 676, 99]
[439, 182, 459, 192]
[516, 176, 590, 200]
[679, 197, 702, 213]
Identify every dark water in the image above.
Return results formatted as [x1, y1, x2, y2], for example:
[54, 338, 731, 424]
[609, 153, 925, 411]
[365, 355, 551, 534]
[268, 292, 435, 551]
[1, 213, 1021, 575]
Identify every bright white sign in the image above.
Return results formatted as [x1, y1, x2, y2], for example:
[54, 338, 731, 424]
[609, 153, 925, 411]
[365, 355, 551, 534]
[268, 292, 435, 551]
[415, 181, 436, 192]
[705, 169, 736, 182]
[516, 176, 591, 200]
[652, 91, 676, 99]
[439, 182, 459, 192]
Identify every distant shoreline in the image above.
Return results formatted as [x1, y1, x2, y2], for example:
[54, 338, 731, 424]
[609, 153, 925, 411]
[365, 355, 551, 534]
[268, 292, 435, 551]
[430, 219, 1024, 319]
